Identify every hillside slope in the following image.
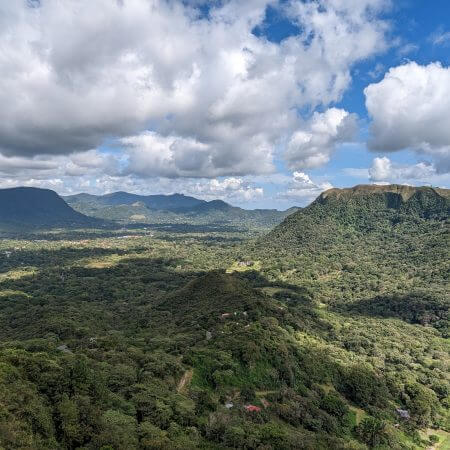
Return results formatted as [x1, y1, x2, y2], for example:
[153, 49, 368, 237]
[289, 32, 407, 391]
[252, 185, 449, 306]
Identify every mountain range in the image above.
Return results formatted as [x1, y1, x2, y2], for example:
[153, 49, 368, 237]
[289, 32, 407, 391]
[63, 192, 207, 212]
[63, 191, 299, 229]
[0, 187, 299, 232]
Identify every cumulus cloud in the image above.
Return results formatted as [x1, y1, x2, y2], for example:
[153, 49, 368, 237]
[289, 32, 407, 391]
[368, 156, 436, 182]
[365, 62, 450, 172]
[0, 0, 389, 182]
[64, 150, 120, 177]
[188, 178, 264, 202]
[285, 108, 358, 170]
[279, 171, 333, 203]
[121, 132, 274, 178]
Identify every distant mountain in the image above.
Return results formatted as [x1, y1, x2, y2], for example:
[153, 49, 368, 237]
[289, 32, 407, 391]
[64, 192, 206, 212]
[0, 187, 102, 229]
[64, 192, 299, 229]
[189, 199, 232, 213]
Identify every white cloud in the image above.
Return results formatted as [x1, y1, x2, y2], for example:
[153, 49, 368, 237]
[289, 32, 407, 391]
[0, 177, 65, 191]
[365, 62, 450, 172]
[189, 177, 264, 202]
[0, 155, 58, 174]
[279, 171, 333, 203]
[0, 149, 121, 190]
[369, 156, 391, 181]
[368, 156, 436, 182]
[0, 167, 265, 205]
[285, 108, 358, 170]
[0, 0, 389, 182]
[121, 131, 274, 178]
[286, 0, 390, 80]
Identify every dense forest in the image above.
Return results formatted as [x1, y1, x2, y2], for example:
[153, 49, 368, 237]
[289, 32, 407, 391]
[0, 185, 448, 449]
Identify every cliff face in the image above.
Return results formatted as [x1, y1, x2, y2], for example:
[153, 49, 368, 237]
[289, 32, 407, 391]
[318, 184, 449, 202]
[313, 184, 449, 219]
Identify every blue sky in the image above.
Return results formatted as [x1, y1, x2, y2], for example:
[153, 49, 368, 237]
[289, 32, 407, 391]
[0, 0, 449, 208]
[252, 0, 450, 208]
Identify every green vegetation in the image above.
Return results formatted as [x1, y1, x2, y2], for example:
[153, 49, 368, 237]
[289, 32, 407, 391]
[0, 184, 448, 449]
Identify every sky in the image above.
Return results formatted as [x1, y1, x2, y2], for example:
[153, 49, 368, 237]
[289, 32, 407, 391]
[0, 0, 449, 209]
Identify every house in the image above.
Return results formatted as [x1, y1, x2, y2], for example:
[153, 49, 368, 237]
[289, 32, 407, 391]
[244, 405, 261, 412]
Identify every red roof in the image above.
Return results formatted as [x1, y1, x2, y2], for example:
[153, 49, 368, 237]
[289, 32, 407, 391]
[244, 405, 261, 412]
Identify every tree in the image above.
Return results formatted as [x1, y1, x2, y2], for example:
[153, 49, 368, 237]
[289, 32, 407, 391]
[356, 417, 389, 448]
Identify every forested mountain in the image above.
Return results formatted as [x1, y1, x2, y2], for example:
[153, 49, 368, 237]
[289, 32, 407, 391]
[251, 185, 449, 308]
[268, 185, 449, 246]
[0, 187, 101, 229]
[0, 184, 448, 449]
[64, 192, 299, 229]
